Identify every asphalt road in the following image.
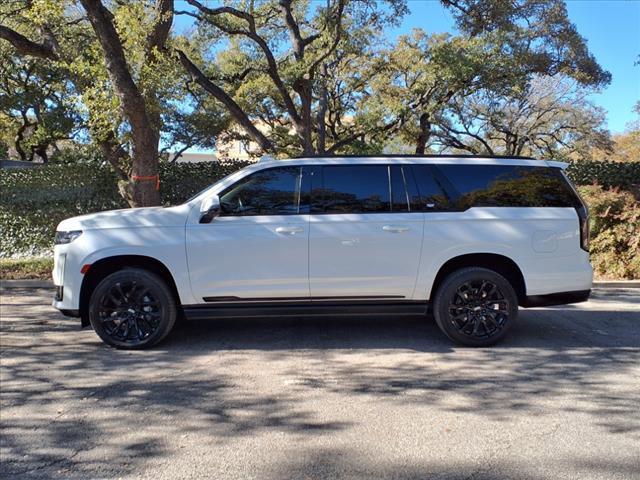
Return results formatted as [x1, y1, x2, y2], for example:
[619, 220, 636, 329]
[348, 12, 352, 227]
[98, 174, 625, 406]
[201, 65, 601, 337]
[1, 287, 639, 480]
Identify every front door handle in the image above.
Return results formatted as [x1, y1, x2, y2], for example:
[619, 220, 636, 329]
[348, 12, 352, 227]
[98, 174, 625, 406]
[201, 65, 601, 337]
[275, 226, 304, 235]
[382, 225, 410, 233]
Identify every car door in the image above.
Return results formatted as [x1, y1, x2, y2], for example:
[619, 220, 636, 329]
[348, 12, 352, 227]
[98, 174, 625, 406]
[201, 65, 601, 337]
[308, 164, 424, 300]
[186, 165, 310, 302]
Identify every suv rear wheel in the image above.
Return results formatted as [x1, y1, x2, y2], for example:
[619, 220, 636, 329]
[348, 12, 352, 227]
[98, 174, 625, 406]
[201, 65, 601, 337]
[433, 267, 518, 347]
[88, 268, 177, 349]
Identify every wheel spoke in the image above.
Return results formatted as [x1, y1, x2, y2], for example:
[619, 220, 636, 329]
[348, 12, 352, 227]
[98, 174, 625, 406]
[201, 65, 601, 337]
[447, 278, 509, 339]
[98, 279, 162, 345]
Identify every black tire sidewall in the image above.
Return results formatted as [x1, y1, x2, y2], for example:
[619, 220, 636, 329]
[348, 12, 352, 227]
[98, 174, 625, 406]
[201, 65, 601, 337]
[433, 267, 518, 347]
[88, 269, 177, 349]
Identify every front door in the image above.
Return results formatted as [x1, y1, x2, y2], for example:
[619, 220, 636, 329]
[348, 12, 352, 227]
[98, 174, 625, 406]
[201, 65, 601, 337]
[308, 164, 424, 300]
[186, 166, 310, 302]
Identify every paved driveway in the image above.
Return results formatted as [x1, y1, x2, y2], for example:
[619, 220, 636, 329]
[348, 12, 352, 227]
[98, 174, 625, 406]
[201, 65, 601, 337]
[1, 287, 639, 480]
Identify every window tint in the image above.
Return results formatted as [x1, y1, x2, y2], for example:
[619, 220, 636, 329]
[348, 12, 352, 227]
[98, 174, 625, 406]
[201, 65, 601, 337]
[434, 164, 580, 209]
[219, 166, 301, 216]
[390, 166, 409, 212]
[410, 165, 452, 211]
[312, 165, 390, 214]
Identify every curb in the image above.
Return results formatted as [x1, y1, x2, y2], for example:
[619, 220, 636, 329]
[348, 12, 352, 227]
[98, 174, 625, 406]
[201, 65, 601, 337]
[592, 281, 640, 288]
[2, 279, 640, 289]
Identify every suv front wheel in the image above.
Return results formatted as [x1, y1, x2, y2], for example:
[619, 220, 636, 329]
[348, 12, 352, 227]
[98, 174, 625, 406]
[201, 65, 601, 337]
[88, 268, 177, 349]
[433, 267, 518, 347]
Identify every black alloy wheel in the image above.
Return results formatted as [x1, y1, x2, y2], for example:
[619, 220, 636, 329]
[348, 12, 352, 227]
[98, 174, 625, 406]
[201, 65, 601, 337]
[89, 269, 177, 349]
[433, 267, 518, 347]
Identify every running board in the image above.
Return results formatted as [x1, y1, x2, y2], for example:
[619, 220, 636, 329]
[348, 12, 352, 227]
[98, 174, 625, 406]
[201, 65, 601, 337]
[182, 300, 429, 320]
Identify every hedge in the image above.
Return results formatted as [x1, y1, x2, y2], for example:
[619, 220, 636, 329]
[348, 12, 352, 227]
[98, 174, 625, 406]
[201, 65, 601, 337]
[0, 160, 250, 257]
[0, 159, 638, 257]
[565, 161, 640, 190]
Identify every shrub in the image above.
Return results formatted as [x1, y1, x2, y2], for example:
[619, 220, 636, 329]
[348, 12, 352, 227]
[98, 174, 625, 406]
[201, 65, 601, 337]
[578, 185, 640, 280]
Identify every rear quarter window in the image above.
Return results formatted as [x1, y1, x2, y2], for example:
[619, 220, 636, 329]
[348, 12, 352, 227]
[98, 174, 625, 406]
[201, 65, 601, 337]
[433, 164, 580, 209]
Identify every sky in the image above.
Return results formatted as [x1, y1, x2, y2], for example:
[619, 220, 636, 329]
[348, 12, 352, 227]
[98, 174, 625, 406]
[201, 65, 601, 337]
[174, 0, 640, 135]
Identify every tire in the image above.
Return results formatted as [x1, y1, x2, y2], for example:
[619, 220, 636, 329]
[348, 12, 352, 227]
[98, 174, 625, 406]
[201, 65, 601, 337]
[433, 267, 518, 347]
[88, 268, 177, 349]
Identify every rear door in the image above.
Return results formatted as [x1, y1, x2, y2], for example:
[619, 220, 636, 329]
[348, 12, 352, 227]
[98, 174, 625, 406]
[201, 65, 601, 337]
[308, 164, 424, 300]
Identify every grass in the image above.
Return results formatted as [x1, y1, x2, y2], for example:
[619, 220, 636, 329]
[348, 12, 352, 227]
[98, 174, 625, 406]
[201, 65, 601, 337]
[0, 257, 53, 280]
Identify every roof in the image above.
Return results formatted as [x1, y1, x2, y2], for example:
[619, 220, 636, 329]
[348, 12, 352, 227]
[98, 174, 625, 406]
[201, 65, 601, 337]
[295, 153, 536, 160]
[257, 154, 566, 169]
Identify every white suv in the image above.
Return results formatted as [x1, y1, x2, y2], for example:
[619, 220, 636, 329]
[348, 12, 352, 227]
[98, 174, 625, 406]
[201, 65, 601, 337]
[52, 156, 592, 349]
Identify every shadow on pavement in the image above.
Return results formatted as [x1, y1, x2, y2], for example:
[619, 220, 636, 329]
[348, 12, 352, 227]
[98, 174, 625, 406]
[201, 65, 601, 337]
[1, 288, 639, 478]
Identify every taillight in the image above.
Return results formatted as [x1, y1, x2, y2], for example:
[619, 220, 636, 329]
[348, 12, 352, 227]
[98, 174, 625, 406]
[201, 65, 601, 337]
[576, 205, 589, 252]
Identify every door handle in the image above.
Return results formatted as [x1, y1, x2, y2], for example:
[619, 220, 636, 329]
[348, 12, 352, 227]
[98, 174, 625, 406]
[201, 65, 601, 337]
[382, 225, 410, 233]
[275, 226, 304, 235]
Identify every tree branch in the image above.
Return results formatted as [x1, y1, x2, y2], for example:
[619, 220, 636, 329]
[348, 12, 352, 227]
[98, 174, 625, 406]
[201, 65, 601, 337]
[146, 0, 174, 56]
[176, 48, 274, 153]
[0, 25, 59, 60]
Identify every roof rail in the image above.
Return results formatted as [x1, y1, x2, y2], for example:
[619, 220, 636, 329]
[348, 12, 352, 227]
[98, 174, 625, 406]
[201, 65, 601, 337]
[294, 153, 536, 160]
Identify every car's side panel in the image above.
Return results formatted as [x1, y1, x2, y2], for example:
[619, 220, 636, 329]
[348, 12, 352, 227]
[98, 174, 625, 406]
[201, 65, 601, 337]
[415, 207, 592, 300]
[308, 212, 424, 298]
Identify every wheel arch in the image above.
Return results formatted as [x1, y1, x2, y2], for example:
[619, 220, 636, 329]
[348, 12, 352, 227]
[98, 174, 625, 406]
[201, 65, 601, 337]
[79, 255, 181, 327]
[429, 253, 527, 304]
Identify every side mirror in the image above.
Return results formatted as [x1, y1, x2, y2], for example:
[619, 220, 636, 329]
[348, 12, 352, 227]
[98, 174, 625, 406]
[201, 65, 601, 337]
[199, 195, 221, 224]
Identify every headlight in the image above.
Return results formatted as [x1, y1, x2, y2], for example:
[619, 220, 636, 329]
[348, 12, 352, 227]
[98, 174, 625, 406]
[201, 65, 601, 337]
[54, 230, 83, 245]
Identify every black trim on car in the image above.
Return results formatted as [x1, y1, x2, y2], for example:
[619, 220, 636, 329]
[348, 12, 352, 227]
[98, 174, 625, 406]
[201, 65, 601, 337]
[184, 299, 428, 320]
[521, 289, 591, 308]
[202, 295, 405, 303]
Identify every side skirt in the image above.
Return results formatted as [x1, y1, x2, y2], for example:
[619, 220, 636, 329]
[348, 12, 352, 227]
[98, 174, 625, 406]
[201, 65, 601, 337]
[182, 300, 429, 320]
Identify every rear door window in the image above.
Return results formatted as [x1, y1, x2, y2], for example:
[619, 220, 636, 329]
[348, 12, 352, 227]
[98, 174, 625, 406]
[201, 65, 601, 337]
[312, 165, 391, 214]
[433, 164, 580, 209]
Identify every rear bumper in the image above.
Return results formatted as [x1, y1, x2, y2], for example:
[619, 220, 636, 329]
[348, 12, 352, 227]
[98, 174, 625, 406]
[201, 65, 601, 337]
[521, 289, 591, 308]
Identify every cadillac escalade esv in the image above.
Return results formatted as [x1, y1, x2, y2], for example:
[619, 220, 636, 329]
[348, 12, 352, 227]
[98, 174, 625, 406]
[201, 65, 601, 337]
[53, 155, 592, 348]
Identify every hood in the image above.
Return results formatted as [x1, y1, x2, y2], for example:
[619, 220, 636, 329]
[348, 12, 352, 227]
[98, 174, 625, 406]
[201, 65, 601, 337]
[56, 205, 190, 232]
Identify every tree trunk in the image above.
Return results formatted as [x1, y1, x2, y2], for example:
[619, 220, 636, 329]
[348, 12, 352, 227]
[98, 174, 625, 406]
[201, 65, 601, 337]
[415, 113, 431, 155]
[14, 124, 28, 161]
[294, 79, 315, 155]
[316, 64, 328, 154]
[80, 0, 162, 207]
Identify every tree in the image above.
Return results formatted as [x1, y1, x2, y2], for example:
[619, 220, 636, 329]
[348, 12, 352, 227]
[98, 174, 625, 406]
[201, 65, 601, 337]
[0, 0, 176, 207]
[160, 92, 231, 162]
[590, 102, 640, 162]
[358, 0, 612, 155]
[175, 0, 407, 156]
[0, 43, 81, 162]
[435, 75, 612, 158]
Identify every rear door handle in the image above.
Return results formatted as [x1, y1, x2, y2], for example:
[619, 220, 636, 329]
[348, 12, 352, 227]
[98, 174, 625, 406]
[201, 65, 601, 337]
[382, 225, 410, 233]
[275, 226, 304, 235]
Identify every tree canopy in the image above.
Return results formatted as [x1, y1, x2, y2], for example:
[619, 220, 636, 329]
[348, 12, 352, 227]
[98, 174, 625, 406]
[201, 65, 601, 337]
[0, 0, 627, 207]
